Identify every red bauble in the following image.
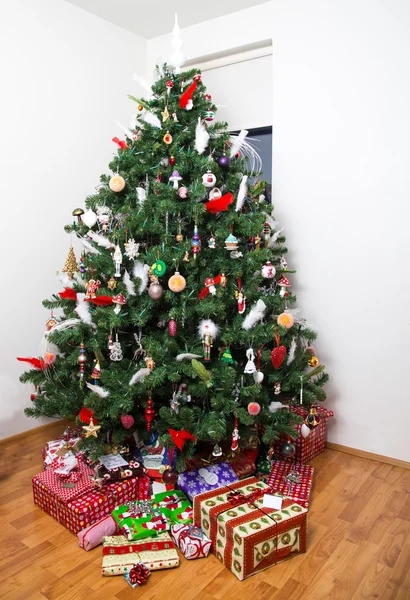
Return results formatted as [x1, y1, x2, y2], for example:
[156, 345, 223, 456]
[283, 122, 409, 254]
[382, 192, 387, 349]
[162, 467, 178, 485]
[120, 414, 134, 429]
[248, 402, 261, 416]
[145, 398, 155, 431]
[30, 393, 37, 401]
[168, 318, 177, 337]
[271, 346, 286, 369]
[169, 156, 176, 167]
[79, 407, 95, 424]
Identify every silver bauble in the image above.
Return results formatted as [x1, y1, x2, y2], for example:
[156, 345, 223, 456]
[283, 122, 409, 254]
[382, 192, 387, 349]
[148, 282, 164, 300]
[281, 441, 296, 458]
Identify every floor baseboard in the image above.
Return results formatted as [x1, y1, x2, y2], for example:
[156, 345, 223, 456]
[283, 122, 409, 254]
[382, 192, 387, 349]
[0, 419, 72, 447]
[326, 441, 410, 470]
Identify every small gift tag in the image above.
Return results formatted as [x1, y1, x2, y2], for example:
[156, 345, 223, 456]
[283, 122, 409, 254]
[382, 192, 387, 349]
[62, 482, 76, 489]
[99, 454, 129, 469]
[262, 494, 283, 510]
[198, 468, 218, 486]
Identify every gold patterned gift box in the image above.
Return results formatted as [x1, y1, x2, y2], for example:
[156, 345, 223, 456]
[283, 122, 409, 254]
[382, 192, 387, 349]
[101, 533, 179, 576]
[193, 476, 308, 581]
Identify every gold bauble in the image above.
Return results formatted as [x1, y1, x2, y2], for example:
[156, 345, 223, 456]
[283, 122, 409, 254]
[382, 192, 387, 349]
[138, 104, 143, 111]
[109, 175, 126, 192]
[176, 233, 184, 242]
[308, 356, 319, 367]
[107, 276, 117, 290]
[163, 131, 173, 145]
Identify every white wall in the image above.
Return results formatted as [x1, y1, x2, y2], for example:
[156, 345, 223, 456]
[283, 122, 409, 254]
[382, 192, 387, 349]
[0, 0, 146, 438]
[148, 1, 410, 462]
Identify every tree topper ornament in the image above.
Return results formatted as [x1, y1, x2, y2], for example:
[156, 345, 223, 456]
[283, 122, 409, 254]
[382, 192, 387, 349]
[198, 319, 219, 362]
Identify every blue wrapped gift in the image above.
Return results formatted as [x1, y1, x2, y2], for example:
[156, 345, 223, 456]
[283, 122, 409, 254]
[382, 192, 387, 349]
[177, 462, 238, 501]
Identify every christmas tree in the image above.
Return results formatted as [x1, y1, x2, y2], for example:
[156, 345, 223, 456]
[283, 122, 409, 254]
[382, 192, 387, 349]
[19, 64, 328, 469]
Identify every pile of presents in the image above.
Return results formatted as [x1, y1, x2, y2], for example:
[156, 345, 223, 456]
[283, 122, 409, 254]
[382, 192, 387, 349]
[32, 405, 333, 585]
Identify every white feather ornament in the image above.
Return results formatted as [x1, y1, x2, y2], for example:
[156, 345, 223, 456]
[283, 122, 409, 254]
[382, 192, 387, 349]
[136, 187, 147, 203]
[39, 338, 61, 358]
[242, 300, 267, 330]
[115, 120, 134, 139]
[235, 175, 248, 212]
[48, 318, 80, 332]
[264, 214, 280, 231]
[75, 293, 92, 325]
[176, 353, 202, 362]
[73, 273, 86, 288]
[195, 118, 210, 155]
[58, 272, 72, 288]
[140, 109, 162, 129]
[268, 228, 284, 247]
[86, 382, 109, 397]
[228, 131, 262, 175]
[132, 73, 153, 95]
[198, 319, 219, 339]
[88, 231, 114, 249]
[230, 129, 248, 157]
[133, 261, 150, 294]
[269, 401, 284, 413]
[287, 337, 297, 365]
[129, 368, 151, 386]
[81, 238, 100, 255]
[123, 270, 136, 296]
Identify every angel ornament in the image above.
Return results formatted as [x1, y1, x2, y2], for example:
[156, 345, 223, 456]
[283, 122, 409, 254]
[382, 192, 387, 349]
[244, 348, 256, 374]
[113, 245, 123, 278]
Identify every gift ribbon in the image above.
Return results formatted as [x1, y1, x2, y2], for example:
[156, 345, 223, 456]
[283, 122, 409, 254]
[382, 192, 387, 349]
[103, 539, 173, 555]
[128, 563, 150, 586]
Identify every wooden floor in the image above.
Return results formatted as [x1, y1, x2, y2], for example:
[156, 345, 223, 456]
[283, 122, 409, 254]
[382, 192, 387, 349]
[1, 423, 410, 600]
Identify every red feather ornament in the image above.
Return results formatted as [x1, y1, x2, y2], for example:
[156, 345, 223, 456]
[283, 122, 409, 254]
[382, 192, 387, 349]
[168, 428, 196, 451]
[112, 136, 128, 149]
[79, 407, 95, 424]
[205, 192, 234, 214]
[59, 288, 77, 300]
[86, 296, 113, 305]
[17, 354, 56, 370]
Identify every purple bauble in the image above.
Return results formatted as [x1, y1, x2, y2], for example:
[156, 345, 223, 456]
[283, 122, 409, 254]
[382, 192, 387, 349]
[218, 155, 231, 168]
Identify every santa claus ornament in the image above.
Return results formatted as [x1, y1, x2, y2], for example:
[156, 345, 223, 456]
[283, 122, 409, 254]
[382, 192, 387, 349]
[236, 288, 246, 314]
[198, 319, 219, 361]
[231, 416, 240, 452]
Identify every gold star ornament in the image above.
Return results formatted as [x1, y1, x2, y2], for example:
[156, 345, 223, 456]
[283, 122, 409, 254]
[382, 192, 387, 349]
[161, 106, 170, 122]
[82, 417, 101, 438]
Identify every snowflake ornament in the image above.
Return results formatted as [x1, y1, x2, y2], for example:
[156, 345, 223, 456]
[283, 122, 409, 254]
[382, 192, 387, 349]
[124, 238, 140, 259]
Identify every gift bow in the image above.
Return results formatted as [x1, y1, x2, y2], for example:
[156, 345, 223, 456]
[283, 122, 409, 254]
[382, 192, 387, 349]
[227, 486, 274, 508]
[128, 562, 150, 586]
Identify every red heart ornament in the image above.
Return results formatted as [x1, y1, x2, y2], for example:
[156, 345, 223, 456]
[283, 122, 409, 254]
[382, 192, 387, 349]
[271, 346, 286, 369]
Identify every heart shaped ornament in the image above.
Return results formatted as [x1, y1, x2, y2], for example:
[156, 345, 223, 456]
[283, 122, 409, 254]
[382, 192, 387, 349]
[82, 209, 98, 228]
[253, 370, 264, 384]
[271, 346, 287, 369]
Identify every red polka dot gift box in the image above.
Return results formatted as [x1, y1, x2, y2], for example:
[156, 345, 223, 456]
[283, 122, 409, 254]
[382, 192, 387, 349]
[273, 405, 334, 465]
[32, 470, 150, 535]
[267, 461, 314, 509]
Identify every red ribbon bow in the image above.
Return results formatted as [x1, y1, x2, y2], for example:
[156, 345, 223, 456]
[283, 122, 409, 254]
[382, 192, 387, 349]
[112, 137, 128, 149]
[129, 562, 150, 586]
[168, 429, 196, 451]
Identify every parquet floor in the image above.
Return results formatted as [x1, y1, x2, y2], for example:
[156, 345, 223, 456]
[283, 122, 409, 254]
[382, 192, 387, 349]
[1, 422, 410, 600]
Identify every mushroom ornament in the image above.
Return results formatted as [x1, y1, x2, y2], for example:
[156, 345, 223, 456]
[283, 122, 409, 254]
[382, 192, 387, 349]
[169, 170, 182, 189]
[277, 275, 291, 298]
[72, 208, 84, 224]
[113, 293, 127, 315]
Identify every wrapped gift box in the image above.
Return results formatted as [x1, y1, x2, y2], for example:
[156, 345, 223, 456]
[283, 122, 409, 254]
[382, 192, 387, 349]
[33, 472, 150, 535]
[267, 462, 314, 509]
[32, 458, 95, 503]
[273, 406, 334, 464]
[178, 462, 238, 502]
[112, 490, 192, 541]
[41, 427, 83, 466]
[194, 476, 308, 581]
[102, 533, 178, 576]
[171, 523, 212, 559]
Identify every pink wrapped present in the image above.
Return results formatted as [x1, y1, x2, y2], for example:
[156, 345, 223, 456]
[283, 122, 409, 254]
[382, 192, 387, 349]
[171, 523, 211, 559]
[77, 515, 119, 551]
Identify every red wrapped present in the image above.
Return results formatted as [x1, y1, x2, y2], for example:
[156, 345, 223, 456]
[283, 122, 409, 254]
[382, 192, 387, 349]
[273, 405, 334, 464]
[267, 461, 314, 509]
[194, 476, 308, 580]
[33, 472, 150, 535]
[171, 523, 212, 559]
[33, 457, 95, 503]
[186, 447, 258, 480]
[41, 427, 83, 465]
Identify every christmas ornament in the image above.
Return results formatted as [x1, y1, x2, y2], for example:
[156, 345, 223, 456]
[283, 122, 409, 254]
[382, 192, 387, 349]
[172, 112, 178, 121]
[82, 209, 98, 228]
[17, 354, 56, 370]
[72, 208, 84, 224]
[205, 93, 212, 101]
[205, 192, 234, 213]
[109, 175, 126, 192]
[220, 347, 235, 364]
[169, 155, 176, 167]
[108, 333, 113, 350]
[124, 238, 140, 259]
[282, 440, 296, 458]
[110, 334, 123, 361]
[113, 293, 127, 314]
[162, 467, 178, 485]
[96, 206, 112, 232]
[308, 355, 319, 367]
[208, 234, 216, 249]
[191, 223, 201, 259]
[202, 170, 216, 188]
[305, 406, 320, 429]
[113, 245, 123, 278]
[183, 251, 190, 262]
[236, 288, 246, 314]
[112, 136, 127, 149]
[62, 245, 78, 280]
[274, 381, 282, 394]
[301, 423, 311, 438]
[145, 356, 156, 371]
[198, 319, 219, 362]
[148, 278, 164, 300]
[224, 233, 238, 251]
[277, 312, 295, 329]
[161, 105, 170, 122]
[261, 261, 276, 279]
[168, 271, 186, 293]
[107, 276, 117, 290]
[280, 256, 288, 271]
[84, 278, 100, 300]
[212, 443, 223, 457]
[242, 299, 267, 330]
[91, 359, 101, 382]
[78, 342, 87, 380]
[163, 131, 173, 144]
[170, 392, 180, 413]
[151, 260, 167, 277]
[79, 406, 94, 424]
[145, 397, 155, 431]
[79, 249, 85, 279]
[218, 154, 231, 168]
[271, 334, 286, 369]
[83, 417, 101, 438]
[231, 417, 240, 452]
[204, 110, 215, 122]
[179, 74, 201, 109]
[247, 402, 261, 416]
[166, 80, 174, 94]
[220, 273, 227, 287]
[277, 275, 291, 297]
[255, 234, 262, 249]
[168, 428, 196, 450]
[253, 370, 264, 384]
[209, 187, 222, 200]
[169, 170, 182, 188]
[45, 316, 58, 331]
[168, 318, 177, 336]
[178, 186, 188, 198]
[120, 414, 134, 429]
[244, 348, 256, 374]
